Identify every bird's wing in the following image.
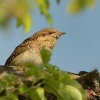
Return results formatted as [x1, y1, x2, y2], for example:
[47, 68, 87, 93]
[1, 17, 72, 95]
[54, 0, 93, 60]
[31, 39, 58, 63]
[5, 37, 34, 65]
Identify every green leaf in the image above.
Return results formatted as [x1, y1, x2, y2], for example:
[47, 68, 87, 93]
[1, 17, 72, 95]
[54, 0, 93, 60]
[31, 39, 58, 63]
[6, 92, 18, 100]
[25, 63, 46, 82]
[68, 1, 84, 14]
[56, 0, 60, 4]
[68, 0, 95, 14]
[45, 14, 53, 25]
[58, 85, 83, 100]
[19, 85, 29, 94]
[44, 80, 63, 100]
[4, 74, 17, 87]
[44, 80, 86, 100]
[25, 62, 38, 69]
[44, 64, 71, 82]
[35, 0, 53, 25]
[24, 69, 34, 78]
[44, 0, 50, 9]
[17, 13, 31, 33]
[28, 87, 46, 100]
[40, 48, 51, 64]
[86, 0, 95, 7]
[64, 80, 86, 100]
[0, 96, 8, 100]
[0, 0, 31, 32]
[43, 65, 86, 100]
[0, 82, 6, 93]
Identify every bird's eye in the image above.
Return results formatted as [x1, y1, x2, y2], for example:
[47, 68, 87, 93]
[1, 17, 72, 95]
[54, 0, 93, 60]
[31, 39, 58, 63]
[49, 31, 55, 34]
[49, 32, 52, 34]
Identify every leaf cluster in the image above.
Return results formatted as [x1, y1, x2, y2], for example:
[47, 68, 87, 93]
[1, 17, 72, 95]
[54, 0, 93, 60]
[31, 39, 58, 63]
[0, 49, 86, 100]
[0, 0, 60, 33]
[0, 0, 96, 33]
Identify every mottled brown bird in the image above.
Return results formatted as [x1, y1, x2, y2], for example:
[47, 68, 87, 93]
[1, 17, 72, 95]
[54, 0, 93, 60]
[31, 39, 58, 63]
[5, 28, 65, 66]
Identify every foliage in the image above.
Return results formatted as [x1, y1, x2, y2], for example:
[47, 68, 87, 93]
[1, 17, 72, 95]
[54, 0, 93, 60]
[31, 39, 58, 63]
[0, 0, 60, 33]
[0, 49, 86, 100]
[0, 0, 95, 33]
[68, 0, 95, 14]
[0, 0, 31, 33]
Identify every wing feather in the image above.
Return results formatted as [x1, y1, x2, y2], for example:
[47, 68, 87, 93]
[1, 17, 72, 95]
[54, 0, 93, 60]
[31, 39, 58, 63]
[5, 37, 33, 65]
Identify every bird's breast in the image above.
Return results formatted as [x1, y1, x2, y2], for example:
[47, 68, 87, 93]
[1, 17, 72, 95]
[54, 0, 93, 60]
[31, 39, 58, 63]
[10, 48, 42, 66]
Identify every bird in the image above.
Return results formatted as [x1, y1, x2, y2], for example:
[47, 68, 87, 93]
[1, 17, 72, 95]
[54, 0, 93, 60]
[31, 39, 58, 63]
[5, 28, 65, 66]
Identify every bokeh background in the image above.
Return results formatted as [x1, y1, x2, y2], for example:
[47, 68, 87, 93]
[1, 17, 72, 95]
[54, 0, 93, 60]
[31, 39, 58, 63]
[0, 0, 100, 73]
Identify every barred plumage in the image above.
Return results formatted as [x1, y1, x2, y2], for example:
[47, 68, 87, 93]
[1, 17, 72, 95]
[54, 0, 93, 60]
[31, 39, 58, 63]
[5, 28, 65, 66]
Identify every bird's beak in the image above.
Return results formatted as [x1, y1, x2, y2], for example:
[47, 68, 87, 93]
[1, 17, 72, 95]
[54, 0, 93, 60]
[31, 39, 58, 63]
[60, 32, 66, 36]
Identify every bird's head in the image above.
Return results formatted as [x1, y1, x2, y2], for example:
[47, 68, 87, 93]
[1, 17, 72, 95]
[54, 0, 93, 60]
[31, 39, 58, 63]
[32, 28, 66, 51]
